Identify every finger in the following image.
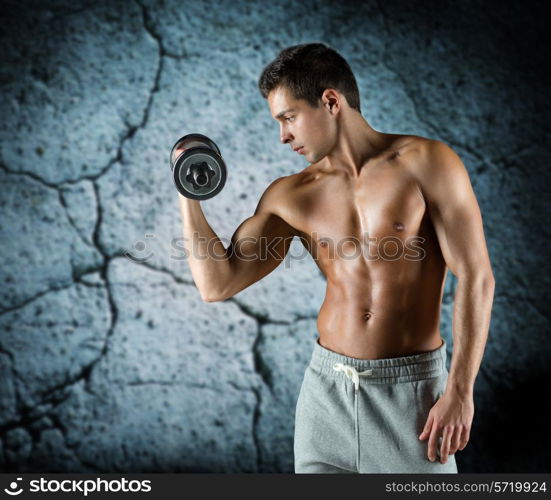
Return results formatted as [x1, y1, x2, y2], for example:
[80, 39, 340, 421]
[449, 427, 462, 455]
[459, 425, 471, 450]
[427, 424, 439, 462]
[439, 426, 452, 464]
[419, 414, 434, 441]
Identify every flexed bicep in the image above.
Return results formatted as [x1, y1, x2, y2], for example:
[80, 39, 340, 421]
[215, 177, 297, 300]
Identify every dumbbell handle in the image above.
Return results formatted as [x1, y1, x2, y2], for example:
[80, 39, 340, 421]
[193, 170, 208, 186]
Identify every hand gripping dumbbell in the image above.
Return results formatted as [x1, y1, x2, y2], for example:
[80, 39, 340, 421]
[170, 133, 227, 200]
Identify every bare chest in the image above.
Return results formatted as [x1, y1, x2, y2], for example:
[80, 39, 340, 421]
[290, 162, 426, 246]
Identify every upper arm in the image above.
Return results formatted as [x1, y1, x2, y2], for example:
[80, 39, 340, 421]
[221, 177, 297, 297]
[414, 140, 494, 282]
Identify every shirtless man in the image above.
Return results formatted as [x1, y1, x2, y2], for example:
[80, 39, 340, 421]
[179, 43, 495, 473]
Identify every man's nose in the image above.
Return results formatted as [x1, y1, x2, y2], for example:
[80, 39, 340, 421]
[280, 129, 292, 144]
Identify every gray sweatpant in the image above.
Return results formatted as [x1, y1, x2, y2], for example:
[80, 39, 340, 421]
[294, 337, 458, 473]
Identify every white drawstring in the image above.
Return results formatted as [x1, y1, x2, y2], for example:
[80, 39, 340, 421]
[332, 362, 374, 471]
[332, 363, 373, 392]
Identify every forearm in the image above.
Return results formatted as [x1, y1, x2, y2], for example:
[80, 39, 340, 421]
[445, 272, 495, 397]
[179, 194, 231, 301]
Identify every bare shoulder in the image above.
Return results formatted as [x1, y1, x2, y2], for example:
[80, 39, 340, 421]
[253, 174, 301, 233]
[255, 174, 292, 213]
[391, 133, 432, 157]
[404, 137, 474, 207]
[405, 137, 468, 178]
[388, 135, 464, 176]
[261, 162, 325, 196]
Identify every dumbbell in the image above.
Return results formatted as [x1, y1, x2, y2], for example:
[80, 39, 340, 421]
[170, 133, 227, 200]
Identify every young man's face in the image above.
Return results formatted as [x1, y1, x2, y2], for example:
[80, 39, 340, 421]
[268, 86, 337, 164]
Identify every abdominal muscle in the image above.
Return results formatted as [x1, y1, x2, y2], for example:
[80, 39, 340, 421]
[316, 257, 447, 360]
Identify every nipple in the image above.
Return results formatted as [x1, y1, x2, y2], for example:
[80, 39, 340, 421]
[389, 151, 400, 160]
[393, 222, 405, 231]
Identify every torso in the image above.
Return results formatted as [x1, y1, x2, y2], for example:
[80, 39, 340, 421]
[277, 134, 446, 359]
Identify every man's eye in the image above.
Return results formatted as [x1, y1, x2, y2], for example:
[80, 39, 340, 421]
[285, 117, 294, 122]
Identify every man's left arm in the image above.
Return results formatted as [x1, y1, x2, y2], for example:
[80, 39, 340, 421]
[414, 139, 496, 464]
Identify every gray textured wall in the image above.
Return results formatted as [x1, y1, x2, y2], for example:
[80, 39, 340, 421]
[1, 0, 549, 473]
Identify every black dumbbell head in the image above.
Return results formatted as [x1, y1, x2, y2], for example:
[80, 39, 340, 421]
[172, 147, 227, 200]
[170, 133, 222, 168]
[170, 134, 226, 200]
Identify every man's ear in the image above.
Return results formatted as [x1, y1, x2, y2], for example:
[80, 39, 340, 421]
[322, 89, 339, 114]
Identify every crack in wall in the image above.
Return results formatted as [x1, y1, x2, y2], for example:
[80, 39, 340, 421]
[86, 184, 118, 397]
[119, 256, 293, 471]
[0, 282, 75, 317]
[0, 363, 112, 472]
[34, 0, 177, 419]
[0, 164, 103, 312]
[0, 1, 163, 190]
[1, 170, 119, 465]
[113, 247, 312, 471]
[0, 163, 60, 191]
[47, 411, 104, 473]
[373, 0, 491, 174]
[249, 320, 268, 471]
[2, 219, 287, 469]
[249, 386, 262, 470]
[134, 0, 163, 131]
[134, 0, 186, 60]
[0, 383, 70, 457]
[133, 257, 296, 326]
[58, 188, 96, 249]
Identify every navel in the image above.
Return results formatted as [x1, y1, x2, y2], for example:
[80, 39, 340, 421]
[362, 310, 373, 321]
[393, 221, 405, 231]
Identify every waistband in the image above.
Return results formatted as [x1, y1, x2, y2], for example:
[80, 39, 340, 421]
[309, 336, 448, 384]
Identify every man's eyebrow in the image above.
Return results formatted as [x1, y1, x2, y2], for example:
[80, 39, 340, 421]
[275, 108, 296, 119]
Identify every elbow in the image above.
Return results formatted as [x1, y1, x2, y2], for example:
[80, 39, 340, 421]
[200, 291, 223, 303]
[482, 273, 495, 305]
[485, 273, 496, 298]
[481, 268, 496, 290]
[475, 272, 496, 292]
[200, 285, 231, 303]
[457, 268, 495, 289]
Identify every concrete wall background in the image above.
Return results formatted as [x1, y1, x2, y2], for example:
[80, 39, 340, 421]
[0, 0, 549, 472]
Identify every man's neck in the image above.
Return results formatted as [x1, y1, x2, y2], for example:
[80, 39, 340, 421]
[324, 113, 392, 177]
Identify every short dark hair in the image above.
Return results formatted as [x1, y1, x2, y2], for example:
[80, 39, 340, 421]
[258, 42, 361, 114]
